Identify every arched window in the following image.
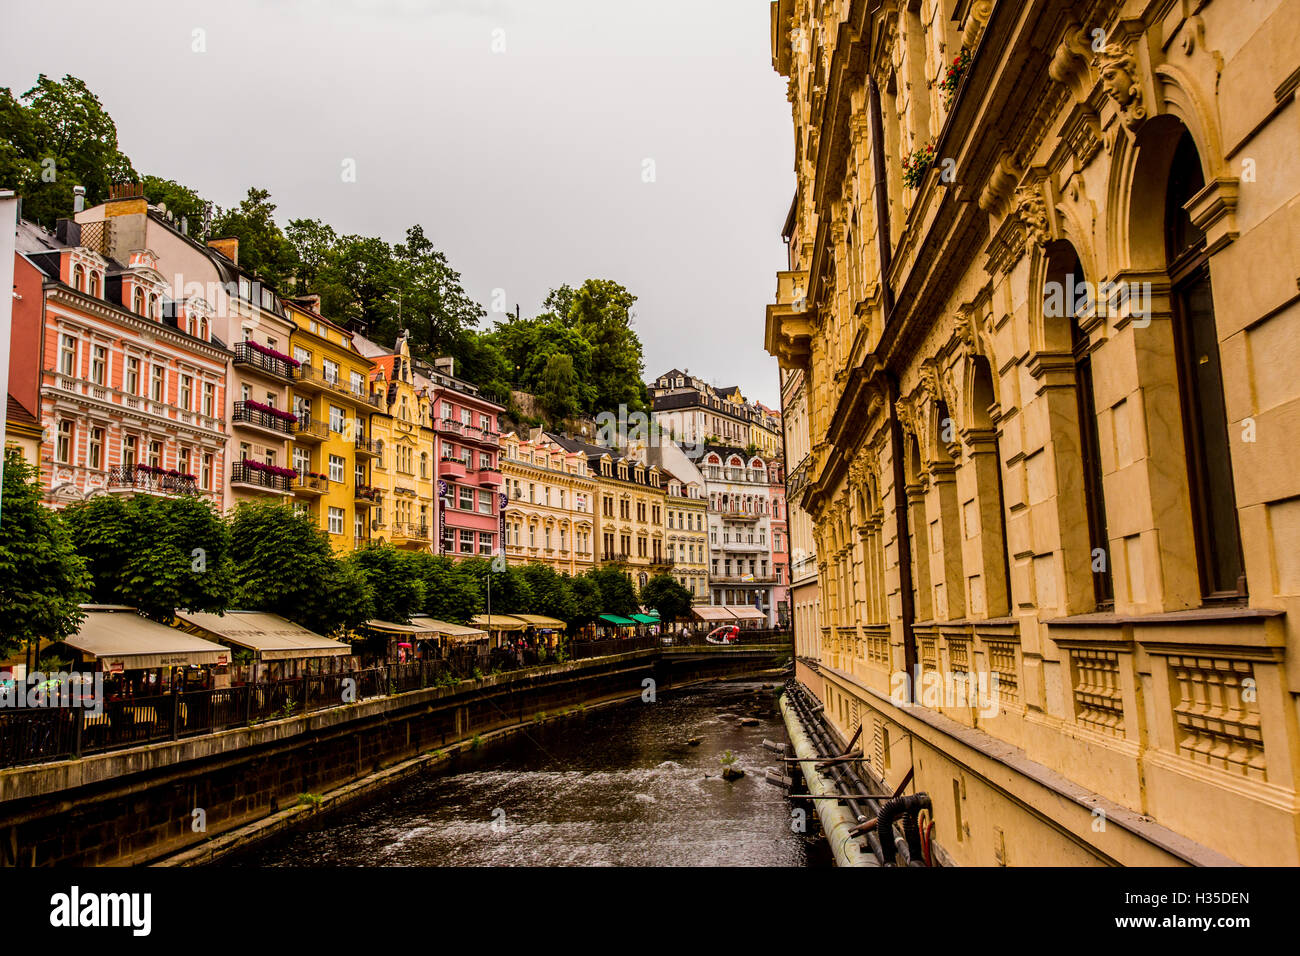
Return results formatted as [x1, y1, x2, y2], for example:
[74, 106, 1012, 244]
[132, 287, 145, 315]
[1165, 131, 1244, 600]
[72, 264, 85, 291]
[89, 271, 100, 297]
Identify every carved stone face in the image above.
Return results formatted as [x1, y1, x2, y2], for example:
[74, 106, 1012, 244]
[1097, 52, 1136, 107]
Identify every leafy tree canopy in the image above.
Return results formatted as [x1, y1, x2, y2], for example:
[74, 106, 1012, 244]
[639, 573, 693, 625]
[63, 493, 233, 623]
[0, 449, 90, 653]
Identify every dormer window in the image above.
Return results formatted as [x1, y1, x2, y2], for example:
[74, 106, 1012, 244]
[133, 287, 145, 315]
[89, 271, 100, 297]
[72, 264, 85, 291]
[239, 277, 252, 300]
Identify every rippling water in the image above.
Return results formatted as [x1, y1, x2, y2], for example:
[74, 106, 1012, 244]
[230, 680, 830, 867]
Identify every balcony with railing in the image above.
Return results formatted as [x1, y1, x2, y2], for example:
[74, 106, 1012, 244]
[709, 573, 778, 585]
[391, 523, 431, 546]
[232, 342, 297, 381]
[477, 467, 503, 487]
[107, 465, 199, 497]
[294, 417, 329, 443]
[436, 418, 464, 436]
[294, 474, 330, 498]
[354, 484, 381, 507]
[354, 436, 381, 459]
[232, 401, 295, 437]
[230, 460, 294, 494]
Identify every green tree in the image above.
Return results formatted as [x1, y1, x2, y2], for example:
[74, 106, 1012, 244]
[388, 224, 485, 355]
[141, 175, 212, 227]
[348, 545, 425, 624]
[209, 187, 297, 288]
[519, 563, 576, 624]
[587, 565, 637, 618]
[563, 279, 645, 414]
[230, 501, 373, 636]
[410, 553, 482, 624]
[0, 75, 137, 228]
[567, 574, 603, 630]
[639, 573, 693, 626]
[462, 558, 533, 614]
[536, 353, 581, 423]
[451, 331, 513, 405]
[64, 494, 233, 623]
[0, 449, 90, 655]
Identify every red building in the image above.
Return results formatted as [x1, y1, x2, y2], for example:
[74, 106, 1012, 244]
[15, 218, 228, 506]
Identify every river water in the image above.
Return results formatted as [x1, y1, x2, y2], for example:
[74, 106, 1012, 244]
[230, 679, 830, 867]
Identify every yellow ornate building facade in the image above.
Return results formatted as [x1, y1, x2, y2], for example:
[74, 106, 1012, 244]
[499, 430, 597, 574]
[285, 298, 379, 550]
[366, 336, 437, 551]
[766, 0, 1300, 865]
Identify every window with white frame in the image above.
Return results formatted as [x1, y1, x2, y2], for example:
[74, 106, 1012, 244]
[328, 507, 345, 535]
[59, 335, 76, 377]
[55, 420, 72, 463]
[328, 454, 345, 483]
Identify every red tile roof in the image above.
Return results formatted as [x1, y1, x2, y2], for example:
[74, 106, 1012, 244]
[6, 394, 38, 427]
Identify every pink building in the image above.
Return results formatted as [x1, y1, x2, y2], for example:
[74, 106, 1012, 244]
[424, 361, 506, 558]
[15, 219, 228, 507]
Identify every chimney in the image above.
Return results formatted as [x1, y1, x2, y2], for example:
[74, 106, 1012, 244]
[297, 293, 322, 313]
[207, 237, 239, 265]
[180, 215, 188, 236]
[433, 356, 455, 377]
[208, 238, 239, 265]
[72, 185, 85, 213]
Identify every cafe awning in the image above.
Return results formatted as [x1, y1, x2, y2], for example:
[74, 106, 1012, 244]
[473, 614, 529, 632]
[409, 617, 489, 642]
[629, 614, 659, 625]
[364, 619, 441, 641]
[511, 614, 567, 630]
[726, 606, 767, 622]
[64, 606, 231, 671]
[176, 611, 352, 661]
[692, 606, 737, 622]
[598, 614, 637, 626]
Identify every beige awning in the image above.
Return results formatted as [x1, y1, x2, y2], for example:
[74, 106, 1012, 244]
[511, 614, 567, 630]
[409, 617, 489, 641]
[65, 606, 231, 671]
[692, 606, 738, 622]
[726, 606, 767, 622]
[176, 611, 352, 661]
[473, 614, 529, 632]
[364, 619, 441, 640]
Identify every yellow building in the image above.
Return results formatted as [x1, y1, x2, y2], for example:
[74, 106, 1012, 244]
[764, 0, 1300, 865]
[550, 434, 669, 591]
[664, 472, 709, 601]
[284, 297, 379, 550]
[499, 430, 597, 575]
[363, 335, 437, 551]
[5, 396, 42, 466]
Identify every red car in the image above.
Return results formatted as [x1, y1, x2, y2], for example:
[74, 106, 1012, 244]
[705, 625, 740, 645]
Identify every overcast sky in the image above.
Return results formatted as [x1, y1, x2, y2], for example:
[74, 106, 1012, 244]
[1, 0, 794, 407]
